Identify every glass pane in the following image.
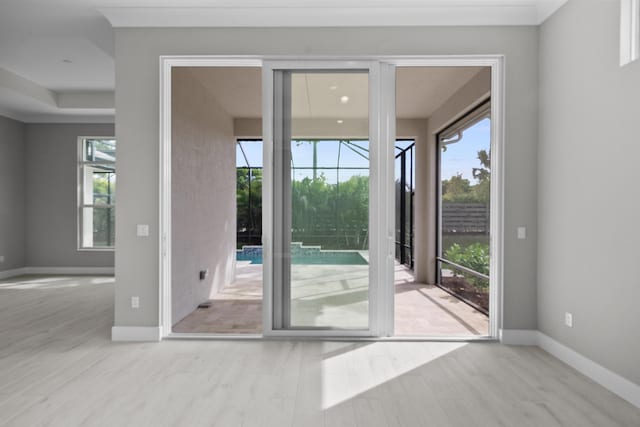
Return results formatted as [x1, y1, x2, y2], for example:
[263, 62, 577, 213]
[237, 140, 262, 168]
[82, 207, 115, 247]
[84, 139, 116, 162]
[236, 163, 263, 248]
[440, 117, 490, 310]
[338, 140, 369, 168]
[394, 141, 415, 267]
[236, 140, 263, 249]
[288, 71, 369, 329]
[395, 155, 402, 254]
[404, 152, 411, 245]
[91, 169, 116, 205]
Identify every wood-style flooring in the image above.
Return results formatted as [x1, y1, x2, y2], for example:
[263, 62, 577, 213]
[0, 275, 638, 426]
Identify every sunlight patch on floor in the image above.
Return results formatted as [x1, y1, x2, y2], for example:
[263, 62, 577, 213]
[0, 276, 114, 290]
[320, 341, 467, 409]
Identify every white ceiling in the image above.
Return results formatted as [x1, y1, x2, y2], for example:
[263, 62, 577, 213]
[187, 68, 263, 119]
[186, 66, 485, 120]
[0, 0, 567, 122]
[292, 73, 370, 119]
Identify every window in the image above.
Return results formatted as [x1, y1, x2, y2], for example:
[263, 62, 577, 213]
[78, 137, 116, 249]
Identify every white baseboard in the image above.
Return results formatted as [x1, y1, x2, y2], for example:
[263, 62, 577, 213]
[0, 267, 27, 280]
[501, 329, 640, 409]
[0, 267, 114, 278]
[537, 332, 640, 409]
[112, 326, 162, 342]
[25, 266, 114, 275]
[499, 328, 539, 345]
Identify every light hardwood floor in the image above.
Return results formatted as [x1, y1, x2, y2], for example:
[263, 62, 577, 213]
[1, 275, 639, 426]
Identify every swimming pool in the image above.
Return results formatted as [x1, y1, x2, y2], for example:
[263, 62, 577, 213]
[236, 250, 367, 265]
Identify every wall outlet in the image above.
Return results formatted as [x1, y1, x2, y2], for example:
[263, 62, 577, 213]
[199, 269, 208, 280]
[0, 255, 4, 263]
[517, 226, 527, 240]
[131, 296, 140, 309]
[565, 312, 573, 328]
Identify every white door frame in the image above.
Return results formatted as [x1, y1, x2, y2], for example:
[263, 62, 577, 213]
[158, 55, 505, 340]
[158, 56, 263, 336]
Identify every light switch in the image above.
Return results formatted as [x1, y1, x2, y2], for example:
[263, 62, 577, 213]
[517, 226, 526, 240]
[137, 224, 149, 237]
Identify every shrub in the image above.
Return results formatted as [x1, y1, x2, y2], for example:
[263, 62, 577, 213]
[444, 243, 489, 289]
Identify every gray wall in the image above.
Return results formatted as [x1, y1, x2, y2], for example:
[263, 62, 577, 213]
[171, 68, 236, 324]
[25, 124, 115, 268]
[538, 0, 640, 385]
[0, 116, 26, 271]
[114, 26, 539, 329]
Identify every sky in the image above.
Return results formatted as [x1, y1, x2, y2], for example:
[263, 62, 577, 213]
[440, 118, 491, 182]
[236, 117, 490, 184]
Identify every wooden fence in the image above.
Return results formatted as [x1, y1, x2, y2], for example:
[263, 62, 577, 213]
[442, 203, 489, 233]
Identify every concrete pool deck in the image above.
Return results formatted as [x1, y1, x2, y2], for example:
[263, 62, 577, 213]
[173, 262, 488, 336]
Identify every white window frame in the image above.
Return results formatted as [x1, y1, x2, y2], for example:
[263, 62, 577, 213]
[621, 0, 640, 66]
[77, 136, 116, 251]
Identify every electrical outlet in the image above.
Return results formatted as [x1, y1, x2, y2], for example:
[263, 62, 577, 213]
[565, 312, 573, 328]
[0, 255, 4, 263]
[131, 296, 140, 309]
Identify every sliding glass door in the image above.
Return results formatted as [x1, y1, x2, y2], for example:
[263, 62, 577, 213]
[273, 68, 371, 330]
[267, 61, 392, 334]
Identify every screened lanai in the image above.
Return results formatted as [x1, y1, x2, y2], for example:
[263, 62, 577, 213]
[175, 135, 488, 334]
[237, 138, 417, 259]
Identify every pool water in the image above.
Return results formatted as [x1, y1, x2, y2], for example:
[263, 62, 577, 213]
[236, 251, 367, 265]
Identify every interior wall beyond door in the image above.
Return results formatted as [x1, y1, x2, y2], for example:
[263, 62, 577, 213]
[171, 68, 236, 325]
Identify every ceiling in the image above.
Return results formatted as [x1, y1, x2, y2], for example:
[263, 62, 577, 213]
[0, 0, 567, 122]
[186, 66, 486, 120]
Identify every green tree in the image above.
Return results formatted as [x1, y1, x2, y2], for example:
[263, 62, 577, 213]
[442, 174, 475, 202]
[472, 149, 490, 203]
[334, 175, 369, 248]
[441, 149, 491, 203]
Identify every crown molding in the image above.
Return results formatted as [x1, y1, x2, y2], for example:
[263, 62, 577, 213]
[100, 1, 568, 28]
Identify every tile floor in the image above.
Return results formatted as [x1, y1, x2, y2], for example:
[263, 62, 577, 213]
[173, 262, 488, 336]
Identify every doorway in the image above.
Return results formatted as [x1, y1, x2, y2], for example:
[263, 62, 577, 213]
[159, 57, 504, 339]
[169, 66, 264, 334]
[393, 66, 492, 337]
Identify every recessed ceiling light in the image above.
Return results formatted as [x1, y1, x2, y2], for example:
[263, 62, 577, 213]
[329, 85, 338, 90]
[337, 120, 344, 124]
[62, 59, 73, 64]
[340, 96, 349, 104]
